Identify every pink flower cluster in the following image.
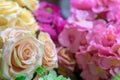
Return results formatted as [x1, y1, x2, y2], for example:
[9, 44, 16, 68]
[34, 1, 120, 80]
[33, 2, 66, 41]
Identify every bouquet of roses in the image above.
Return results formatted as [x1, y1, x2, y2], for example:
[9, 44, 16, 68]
[0, 0, 70, 80]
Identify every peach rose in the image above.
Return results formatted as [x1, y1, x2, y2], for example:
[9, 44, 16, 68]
[16, 8, 38, 32]
[1, 28, 45, 80]
[0, 1, 21, 30]
[13, 0, 39, 11]
[38, 32, 58, 70]
[0, 27, 31, 43]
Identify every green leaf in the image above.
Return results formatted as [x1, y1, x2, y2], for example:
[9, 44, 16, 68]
[116, 73, 120, 78]
[55, 75, 70, 80]
[111, 72, 120, 80]
[36, 67, 45, 76]
[15, 75, 26, 80]
[38, 70, 70, 80]
[111, 77, 119, 80]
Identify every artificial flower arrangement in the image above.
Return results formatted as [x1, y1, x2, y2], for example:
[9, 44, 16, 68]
[0, 0, 70, 80]
[33, 0, 120, 80]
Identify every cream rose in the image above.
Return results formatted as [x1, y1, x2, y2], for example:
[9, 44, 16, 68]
[0, 27, 31, 43]
[38, 32, 58, 70]
[13, 0, 39, 11]
[1, 29, 45, 80]
[0, 1, 21, 30]
[16, 8, 38, 32]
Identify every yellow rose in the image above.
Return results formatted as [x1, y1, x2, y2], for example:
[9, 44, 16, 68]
[16, 8, 38, 32]
[13, 0, 39, 11]
[38, 32, 58, 70]
[1, 28, 45, 80]
[0, 1, 21, 30]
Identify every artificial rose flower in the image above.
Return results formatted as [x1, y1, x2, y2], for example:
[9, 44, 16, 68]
[34, 2, 60, 24]
[1, 29, 45, 80]
[57, 47, 76, 78]
[12, 0, 39, 11]
[16, 8, 38, 32]
[0, 1, 21, 30]
[57, 47, 76, 72]
[0, 27, 31, 43]
[39, 23, 57, 41]
[59, 24, 88, 52]
[38, 32, 58, 70]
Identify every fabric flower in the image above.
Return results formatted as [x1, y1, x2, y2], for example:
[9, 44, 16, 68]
[0, 27, 31, 43]
[38, 32, 58, 70]
[71, 0, 96, 10]
[0, 1, 21, 30]
[12, 0, 39, 11]
[1, 28, 45, 80]
[57, 47, 76, 78]
[16, 8, 38, 32]
[57, 47, 76, 72]
[75, 52, 91, 69]
[86, 20, 117, 47]
[59, 24, 88, 52]
[34, 2, 60, 24]
[53, 17, 66, 34]
[33, 2, 65, 42]
[80, 62, 109, 80]
[39, 23, 57, 41]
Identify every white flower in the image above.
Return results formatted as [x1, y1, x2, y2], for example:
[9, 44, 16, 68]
[1, 29, 45, 80]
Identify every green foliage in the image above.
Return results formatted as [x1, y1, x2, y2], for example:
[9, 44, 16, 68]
[15, 74, 26, 80]
[38, 70, 70, 80]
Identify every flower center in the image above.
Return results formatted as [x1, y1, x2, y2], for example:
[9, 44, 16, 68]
[23, 49, 31, 60]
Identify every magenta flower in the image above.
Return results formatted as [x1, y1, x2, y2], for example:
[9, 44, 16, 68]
[33, 2, 66, 41]
[34, 2, 60, 23]
[53, 17, 66, 34]
[39, 23, 57, 40]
